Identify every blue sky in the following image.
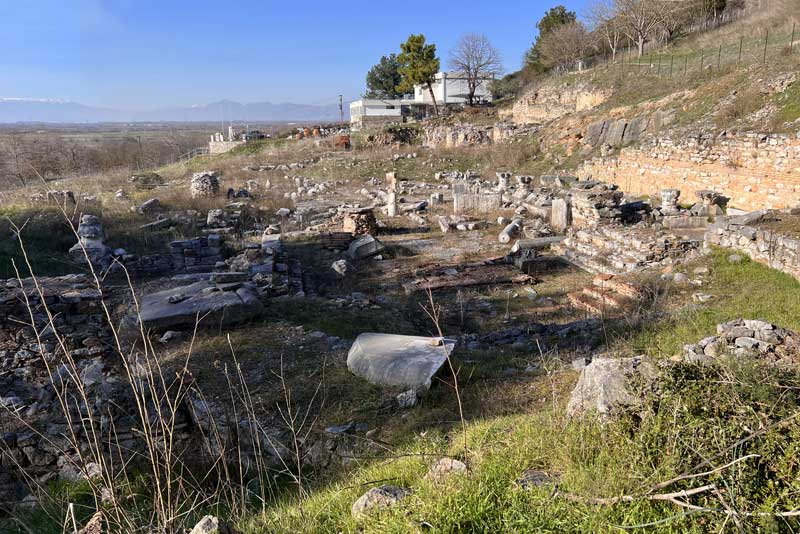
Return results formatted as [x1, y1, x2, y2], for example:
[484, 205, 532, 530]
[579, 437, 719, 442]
[1, 0, 589, 110]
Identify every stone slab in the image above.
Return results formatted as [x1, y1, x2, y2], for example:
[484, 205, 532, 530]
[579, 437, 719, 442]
[347, 333, 456, 389]
[137, 281, 263, 331]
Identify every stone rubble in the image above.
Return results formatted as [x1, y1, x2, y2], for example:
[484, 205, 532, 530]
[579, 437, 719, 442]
[190, 171, 220, 198]
[683, 319, 799, 365]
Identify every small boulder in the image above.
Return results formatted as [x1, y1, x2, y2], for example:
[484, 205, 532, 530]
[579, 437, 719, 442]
[516, 469, 557, 490]
[426, 458, 468, 481]
[77, 511, 103, 534]
[332, 259, 350, 277]
[351, 485, 409, 517]
[566, 356, 655, 418]
[189, 515, 234, 534]
[396, 389, 418, 408]
[138, 198, 161, 214]
[159, 331, 183, 344]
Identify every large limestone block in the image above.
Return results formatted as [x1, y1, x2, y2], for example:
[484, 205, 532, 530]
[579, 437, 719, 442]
[347, 234, 386, 260]
[136, 281, 263, 331]
[566, 356, 655, 418]
[347, 333, 456, 389]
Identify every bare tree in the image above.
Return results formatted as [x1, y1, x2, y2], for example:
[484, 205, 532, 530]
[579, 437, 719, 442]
[0, 134, 31, 187]
[538, 21, 594, 71]
[448, 33, 503, 105]
[587, 0, 625, 61]
[615, 0, 670, 56]
[656, 0, 699, 43]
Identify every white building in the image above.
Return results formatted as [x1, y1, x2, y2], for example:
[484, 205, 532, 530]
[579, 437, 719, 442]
[350, 71, 495, 130]
[413, 71, 494, 105]
[349, 98, 428, 130]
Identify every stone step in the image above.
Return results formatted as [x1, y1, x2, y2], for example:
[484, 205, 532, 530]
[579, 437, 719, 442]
[581, 287, 626, 309]
[567, 291, 608, 316]
[558, 248, 619, 275]
[573, 227, 661, 253]
[592, 274, 641, 299]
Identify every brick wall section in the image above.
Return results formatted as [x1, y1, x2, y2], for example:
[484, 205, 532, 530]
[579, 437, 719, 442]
[579, 132, 800, 212]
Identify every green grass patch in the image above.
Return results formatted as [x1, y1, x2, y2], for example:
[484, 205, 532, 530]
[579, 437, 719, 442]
[623, 248, 800, 357]
[0, 207, 80, 278]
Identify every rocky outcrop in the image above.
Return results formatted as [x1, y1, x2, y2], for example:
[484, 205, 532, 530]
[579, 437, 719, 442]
[422, 122, 537, 149]
[582, 109, 676, 148]
[505, 80, 610, 124]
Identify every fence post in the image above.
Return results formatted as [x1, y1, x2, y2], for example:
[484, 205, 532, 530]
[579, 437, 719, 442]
[717, 44, 722, 69]
[763, 29, 768, 63]
[700, 51, 704, 70]
[670, 55, 674, 77]
[791, 22, 796, 53]
[684, 55, 688, 76]
[738, 36, 743, 63]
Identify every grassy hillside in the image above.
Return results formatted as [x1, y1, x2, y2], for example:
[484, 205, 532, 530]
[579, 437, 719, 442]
[514, 8, 799, 143]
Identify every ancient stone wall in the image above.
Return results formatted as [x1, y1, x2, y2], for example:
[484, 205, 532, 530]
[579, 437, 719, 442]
[208, 140, 245, 155]
[580, 132, 800, 212]
[706, 211, 800, 280]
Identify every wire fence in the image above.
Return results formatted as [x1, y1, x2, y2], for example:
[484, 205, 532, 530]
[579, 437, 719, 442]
[589, 22, 798, 78]
[547, 8, 798, 82]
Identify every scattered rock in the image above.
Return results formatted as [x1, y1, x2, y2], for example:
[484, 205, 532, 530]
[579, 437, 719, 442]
[684, 319, 796, 364]
[566, 356, 655, 418]
[77, 511, 103, 534]
[138, 198, 161, 214]
[673, 272, 688, 283]
[396, 389, 418, 408]
[426, 457, 468, 481]
[159, 330, 183, 344]
[351, 485, 409, 517]
[189, 515, 234, 534]
[331, 259, 350, 277]
[516, 469, 557, 490]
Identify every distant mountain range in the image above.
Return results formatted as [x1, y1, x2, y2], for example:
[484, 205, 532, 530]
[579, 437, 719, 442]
[0, 98, 347, 123]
